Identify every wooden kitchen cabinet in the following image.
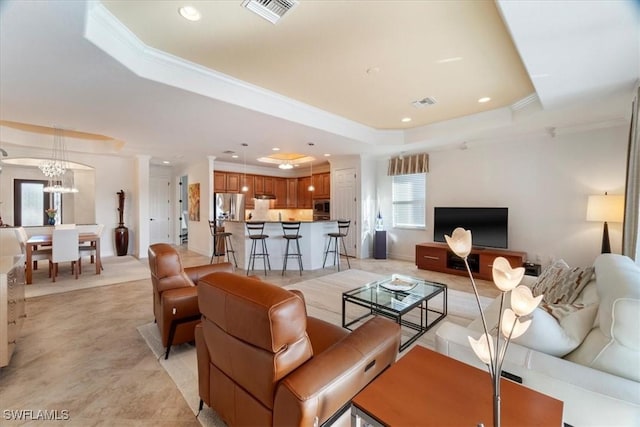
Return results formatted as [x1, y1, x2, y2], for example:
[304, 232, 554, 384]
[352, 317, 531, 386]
[297, 177, 313, 208]
[243, 175, 255, 208]
[214, 171, 241, 193]
[286, 178, 298, 208]
[273, 178, 287, 208]
[254, 175, 264, 196]
[216, 171, 321, 209]
[264, 177, 274, 195]
[214, 171, 227, 193]
[312, 172, 331, 199]
[226, 173, 241, 193]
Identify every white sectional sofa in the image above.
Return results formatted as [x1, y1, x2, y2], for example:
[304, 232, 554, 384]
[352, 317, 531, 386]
[435, 254, 640, 427]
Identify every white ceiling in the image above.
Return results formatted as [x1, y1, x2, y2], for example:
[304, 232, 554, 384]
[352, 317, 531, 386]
[0, 0, 638, 169]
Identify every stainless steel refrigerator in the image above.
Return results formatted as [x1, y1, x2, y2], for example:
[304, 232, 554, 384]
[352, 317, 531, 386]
[214, 193, 245, 226]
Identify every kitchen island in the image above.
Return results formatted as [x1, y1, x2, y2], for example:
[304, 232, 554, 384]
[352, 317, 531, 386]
[222, 220, 339, 273]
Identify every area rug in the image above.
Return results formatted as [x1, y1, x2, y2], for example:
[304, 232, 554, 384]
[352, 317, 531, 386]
[137, 269, 492, 427]
[26, 255, 150, 298]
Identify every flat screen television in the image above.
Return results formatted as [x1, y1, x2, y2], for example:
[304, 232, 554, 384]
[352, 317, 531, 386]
[433, 207, 508, 249]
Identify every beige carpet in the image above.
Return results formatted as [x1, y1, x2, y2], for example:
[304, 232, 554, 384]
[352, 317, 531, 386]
[26, 255, 150, 298]
[137, 269, 492, 427]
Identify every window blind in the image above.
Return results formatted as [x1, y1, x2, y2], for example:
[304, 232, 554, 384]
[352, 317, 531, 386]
[392, 173, 426, 228]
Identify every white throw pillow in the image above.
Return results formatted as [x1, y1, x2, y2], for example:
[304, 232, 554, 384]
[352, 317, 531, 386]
[468, 295, 598, 357]
[514, 303, 598, 357]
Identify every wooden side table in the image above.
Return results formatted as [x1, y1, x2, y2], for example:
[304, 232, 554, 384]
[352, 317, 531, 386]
[351, 346, 563, 426]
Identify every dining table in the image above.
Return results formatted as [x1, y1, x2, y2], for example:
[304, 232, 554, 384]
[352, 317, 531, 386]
[25, 233, 101, 284]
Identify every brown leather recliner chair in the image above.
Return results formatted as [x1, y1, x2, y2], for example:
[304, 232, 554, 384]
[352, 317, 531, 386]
[147, 243, 234, 359]
[195, 272, 401, 426]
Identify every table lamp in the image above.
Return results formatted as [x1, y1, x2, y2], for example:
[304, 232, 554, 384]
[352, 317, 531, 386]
[586, 193, 624, 253]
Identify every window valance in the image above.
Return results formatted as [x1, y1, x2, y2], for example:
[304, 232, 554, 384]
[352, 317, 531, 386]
[387, 153, 429, 176]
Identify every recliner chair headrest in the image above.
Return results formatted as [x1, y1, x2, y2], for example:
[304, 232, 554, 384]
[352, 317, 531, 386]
[198, 272, 307, 353]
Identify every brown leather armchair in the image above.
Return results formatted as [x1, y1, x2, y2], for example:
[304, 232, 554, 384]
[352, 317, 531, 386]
[195, 272, 401, 426]
[147, 243, 234, 359]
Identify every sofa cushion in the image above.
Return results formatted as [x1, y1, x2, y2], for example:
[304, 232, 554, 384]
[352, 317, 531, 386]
[469, 295, 598, 357]
[565, 254, 640, 382]
[531, 260, 594, 305]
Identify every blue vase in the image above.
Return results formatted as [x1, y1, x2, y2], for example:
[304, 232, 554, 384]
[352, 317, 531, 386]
[48, 217, 55, 225]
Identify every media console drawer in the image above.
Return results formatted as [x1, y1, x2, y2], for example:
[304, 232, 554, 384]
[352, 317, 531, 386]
[415, 243, 526, 281]
[416, 245, 446, 271]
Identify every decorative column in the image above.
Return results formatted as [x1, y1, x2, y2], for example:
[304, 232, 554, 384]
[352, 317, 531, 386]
[115, 189, 128, 256]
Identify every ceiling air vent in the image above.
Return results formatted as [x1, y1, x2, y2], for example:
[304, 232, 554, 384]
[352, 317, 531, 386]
[510, 93, 539, 111]
[241, 0, 299, 24]
[411, 97, 438, 108]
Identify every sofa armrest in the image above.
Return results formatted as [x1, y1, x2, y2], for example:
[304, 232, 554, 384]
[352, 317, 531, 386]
[435, 321, 640, 427]
[195, 324, 210, 407]
[306, 316, 350, 355]
[185, 262, 234, 285]
[159, 286, 199, 346]
[273, 316, 400, 426]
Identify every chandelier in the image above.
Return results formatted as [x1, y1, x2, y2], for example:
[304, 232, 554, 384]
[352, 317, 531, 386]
[39, 128, 78, 193]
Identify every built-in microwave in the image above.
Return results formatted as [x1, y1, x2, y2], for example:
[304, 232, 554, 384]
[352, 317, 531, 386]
[313, 199, 330, 215]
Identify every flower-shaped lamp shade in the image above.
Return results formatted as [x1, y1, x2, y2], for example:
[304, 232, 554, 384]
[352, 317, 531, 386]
[500, 308, 532, 339]
[492, 257, 525, 291]
[468, 333, 494, 364]
[510, 285, 543, 317]
[444, 227, 472, 258]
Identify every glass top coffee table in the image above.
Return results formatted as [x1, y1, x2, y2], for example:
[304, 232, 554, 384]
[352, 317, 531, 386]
[342, 274, 447, 351]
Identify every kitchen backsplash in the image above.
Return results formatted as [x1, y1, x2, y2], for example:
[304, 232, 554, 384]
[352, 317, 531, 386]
[245, 208, 313, 221]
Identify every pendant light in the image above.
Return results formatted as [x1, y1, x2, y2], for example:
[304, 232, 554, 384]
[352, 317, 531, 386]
[241, 143, 249, 192]
[307, 142, 315, 192]
[40, 127, 78, 193]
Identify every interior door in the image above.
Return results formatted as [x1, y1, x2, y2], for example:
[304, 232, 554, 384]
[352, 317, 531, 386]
[333, 168, 357, 258]
[150, 176, 171, 244]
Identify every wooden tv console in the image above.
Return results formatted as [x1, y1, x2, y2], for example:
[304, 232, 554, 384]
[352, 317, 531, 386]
[415, 242, 526, 281]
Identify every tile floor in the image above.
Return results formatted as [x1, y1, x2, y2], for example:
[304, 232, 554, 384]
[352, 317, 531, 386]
[0, 246, 498, 426]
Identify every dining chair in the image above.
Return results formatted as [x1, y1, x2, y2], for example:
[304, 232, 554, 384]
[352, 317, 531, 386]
[51, 228, 81, 282]
[55, 224, 76, 229]
[79, 224, 104, 270]
[15, 227, 52, 274]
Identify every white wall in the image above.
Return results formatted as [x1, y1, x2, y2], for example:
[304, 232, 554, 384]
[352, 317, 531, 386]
[376, 124, 629, 268]
[179, 157, 214, 257]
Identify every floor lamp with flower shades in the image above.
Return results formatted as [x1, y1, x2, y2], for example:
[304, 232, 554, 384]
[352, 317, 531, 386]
[587, 192, 625, 253]
[445, 227, 543, 427]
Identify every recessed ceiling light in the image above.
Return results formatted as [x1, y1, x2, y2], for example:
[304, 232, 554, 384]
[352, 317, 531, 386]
[162, 160, 171, 164]
[478, 97, 491, 103]
[401, 117, 412, 123]
[178, 6, 201, 21]
[324, 153, 331, 157]
[272, 147, 280, 151]
[232, 154, 239, 159]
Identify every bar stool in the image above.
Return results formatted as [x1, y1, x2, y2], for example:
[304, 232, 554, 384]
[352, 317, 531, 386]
[323, 219, 351, 271]
[281, 221, 303, 276]
[246, 221, 271, 276]
[208, 220, 237, 267]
